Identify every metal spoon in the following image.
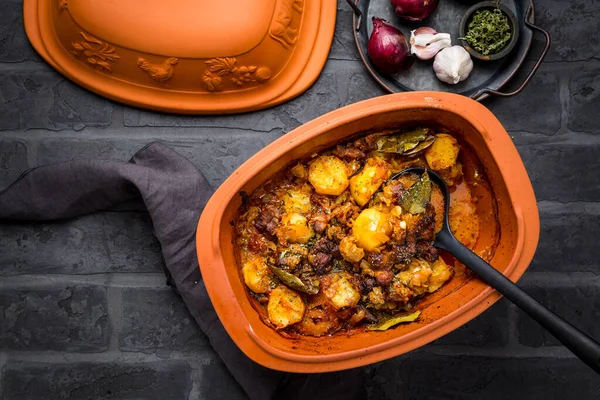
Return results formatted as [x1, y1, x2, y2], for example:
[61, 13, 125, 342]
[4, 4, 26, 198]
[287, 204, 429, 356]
[393, 167, 600, 374]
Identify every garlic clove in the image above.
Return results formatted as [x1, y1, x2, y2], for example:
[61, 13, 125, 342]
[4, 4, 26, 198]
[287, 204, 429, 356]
[433, 46, 474, 85]
[410, 27, 452, 60]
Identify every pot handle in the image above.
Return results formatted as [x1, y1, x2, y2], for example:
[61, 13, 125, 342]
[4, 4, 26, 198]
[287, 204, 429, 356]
[470, 6, 551, 101]
[345, 0, 363, 31]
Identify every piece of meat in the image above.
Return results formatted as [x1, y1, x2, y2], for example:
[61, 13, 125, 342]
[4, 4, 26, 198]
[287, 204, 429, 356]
[408, 203, 436, 241]
[332, 145, 367, 160]
[366, 252, 393, 269]
[310, 213, 329, 233]
[383, 181, 406, 204]
[390, 242, 416, 265]
[415, 241, 439, 263]
[358, 276, 377, 294]
[308, 237, 338, 274]
[375, 269, 394, 286]
[253, 210, 278, 236]
[247, 232, 271, 254]
[309, 252, 333, 274]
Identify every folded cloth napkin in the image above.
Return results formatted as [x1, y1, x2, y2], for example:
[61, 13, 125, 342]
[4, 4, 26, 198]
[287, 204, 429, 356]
[0, 141, 366, 400]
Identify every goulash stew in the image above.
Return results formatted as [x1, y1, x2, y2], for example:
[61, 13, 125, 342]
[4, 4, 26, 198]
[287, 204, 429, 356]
[234, 127, 498, 336]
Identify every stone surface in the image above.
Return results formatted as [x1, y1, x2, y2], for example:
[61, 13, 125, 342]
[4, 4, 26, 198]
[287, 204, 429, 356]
[0, 212, 163, 275]
[34, 139, 140, 165]
[163, 136, 282, 189]
[535, 0, 600, 62]
[328, 3, 361, 61]
[119, 288, 209, 352]
[0, 70, 113, 131]
[193, 360, 249, 400]
[517, 285, 600, 347]
[531, 206, 600, 273]
[2, 361, 192, 400]
[484, 65, 562, 135]
[517, 143, 600, 202]
[568, 68, 600, 134]
[0, 139, 28, 188]
[0, 286, 108, 352]
[430, 299, 509, 347]
[123, 106, 285, 133]
[0, 0, 42, 63]
[365, 354, 600, 399]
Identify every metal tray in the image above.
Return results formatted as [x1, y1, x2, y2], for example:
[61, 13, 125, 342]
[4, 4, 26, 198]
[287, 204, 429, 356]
[346, 0, 550, 101]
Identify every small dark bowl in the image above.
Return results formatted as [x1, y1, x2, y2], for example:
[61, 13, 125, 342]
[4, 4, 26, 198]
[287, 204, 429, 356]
[459, 1, 519, 61]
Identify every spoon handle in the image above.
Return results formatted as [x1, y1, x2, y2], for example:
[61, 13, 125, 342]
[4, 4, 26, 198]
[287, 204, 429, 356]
[436, 231, 600, 375]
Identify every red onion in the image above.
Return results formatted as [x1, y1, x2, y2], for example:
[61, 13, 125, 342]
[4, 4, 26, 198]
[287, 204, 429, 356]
[391, 0, 439, 21]
[368, 17, 411, 75]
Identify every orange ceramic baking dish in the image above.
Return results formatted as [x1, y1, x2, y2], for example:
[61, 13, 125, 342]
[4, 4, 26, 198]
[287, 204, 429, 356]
[196, 92, 539, 372]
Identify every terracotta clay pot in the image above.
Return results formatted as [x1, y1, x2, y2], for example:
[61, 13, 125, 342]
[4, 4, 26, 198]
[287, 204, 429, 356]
[23, 0, 336, 114]
[196, 92, 539, 372]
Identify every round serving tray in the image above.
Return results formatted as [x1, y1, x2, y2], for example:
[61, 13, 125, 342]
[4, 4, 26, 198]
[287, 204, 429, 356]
[346, 0, 550, 101]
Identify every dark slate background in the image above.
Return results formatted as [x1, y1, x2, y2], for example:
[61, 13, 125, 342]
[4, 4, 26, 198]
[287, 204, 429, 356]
[1, 0, 600, 398]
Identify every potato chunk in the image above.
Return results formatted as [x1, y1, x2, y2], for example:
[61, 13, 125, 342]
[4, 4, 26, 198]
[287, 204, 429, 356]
[425, 134, 460, 171]
[323, 272, 360, 310]
[352, 208, 392, 252]
[276, 213, 313, 244]
[242, 256, 275, 294]
[268, 285, 306, 329]
[349, 157, 390, 206]
[308, 156, 349, 196]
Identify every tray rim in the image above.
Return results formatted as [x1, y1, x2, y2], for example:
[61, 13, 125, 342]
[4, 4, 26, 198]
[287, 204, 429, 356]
[350, 0, 536, 101]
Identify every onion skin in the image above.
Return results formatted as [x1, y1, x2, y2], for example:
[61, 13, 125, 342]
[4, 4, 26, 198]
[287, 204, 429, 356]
[368, 17, 411, 75]
[391, 0, 440, 21]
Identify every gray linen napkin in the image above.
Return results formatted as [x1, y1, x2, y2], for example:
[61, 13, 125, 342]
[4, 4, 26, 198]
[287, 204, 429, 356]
[0, 141, 366, 400]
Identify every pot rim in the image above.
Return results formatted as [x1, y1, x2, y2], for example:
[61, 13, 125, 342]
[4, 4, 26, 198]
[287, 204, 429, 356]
[196, 91, 540, 372]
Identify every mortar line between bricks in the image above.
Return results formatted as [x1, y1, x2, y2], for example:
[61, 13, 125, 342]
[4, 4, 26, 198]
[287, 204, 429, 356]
[0, 126, 285, 139]
[505, 304, 520, 346]
[0, 61, 50, 72]
[558, 69, 570, 133]
[0, 352, 6, 397]
[518, 272, 600, 286]
[106, 286, 123, 352]
[4, 126, 600, 144]
[0, 273, 169, 289]
[537, 200, 600, 213]
[1, 349, 217, 364]
[423, 344, 577, 358]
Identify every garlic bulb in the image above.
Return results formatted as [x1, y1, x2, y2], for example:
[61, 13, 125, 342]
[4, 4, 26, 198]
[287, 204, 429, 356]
[433, 46, 473, 84]
[410, 27, 451, 60]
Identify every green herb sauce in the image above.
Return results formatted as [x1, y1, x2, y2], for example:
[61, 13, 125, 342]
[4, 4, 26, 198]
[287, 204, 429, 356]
[464, 8, 512, 56]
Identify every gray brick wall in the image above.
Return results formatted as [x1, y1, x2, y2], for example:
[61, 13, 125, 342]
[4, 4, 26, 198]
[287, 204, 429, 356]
[1, 0, 599, 398]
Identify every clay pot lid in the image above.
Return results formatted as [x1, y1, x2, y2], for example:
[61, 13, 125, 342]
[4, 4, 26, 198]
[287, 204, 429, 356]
[23, 0, 337, 114]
